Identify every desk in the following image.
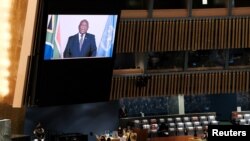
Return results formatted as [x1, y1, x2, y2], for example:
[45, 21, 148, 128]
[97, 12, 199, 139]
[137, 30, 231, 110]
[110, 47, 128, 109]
[97, 136, 125, 141]
[150, 136, 204, 141]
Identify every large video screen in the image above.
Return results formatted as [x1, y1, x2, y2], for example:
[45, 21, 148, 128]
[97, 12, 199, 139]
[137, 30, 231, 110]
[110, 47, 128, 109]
[25, 0, 121, 106]
[44, 14, 118, 60]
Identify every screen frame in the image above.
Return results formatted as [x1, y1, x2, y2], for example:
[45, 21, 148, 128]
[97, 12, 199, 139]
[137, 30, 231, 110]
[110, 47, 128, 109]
[26, 0, 121, 106]
[43, 14, 119, 60]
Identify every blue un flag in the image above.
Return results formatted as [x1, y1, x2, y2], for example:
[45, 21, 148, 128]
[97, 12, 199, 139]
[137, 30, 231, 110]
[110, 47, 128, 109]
[97, 15, 118, 57]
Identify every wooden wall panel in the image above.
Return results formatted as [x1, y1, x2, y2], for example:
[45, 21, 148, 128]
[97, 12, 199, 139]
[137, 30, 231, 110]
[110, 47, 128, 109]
[111, 70, 250, 99]
[117, 16, 250, 53]
[0, 0, 28, 134]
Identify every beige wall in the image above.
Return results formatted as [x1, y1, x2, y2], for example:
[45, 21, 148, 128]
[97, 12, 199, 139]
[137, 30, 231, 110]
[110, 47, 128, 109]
[0, 0, 29, 134]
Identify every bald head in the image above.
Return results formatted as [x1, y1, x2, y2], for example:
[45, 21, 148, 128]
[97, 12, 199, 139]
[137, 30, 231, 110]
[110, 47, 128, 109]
[78, 19, 89, 34]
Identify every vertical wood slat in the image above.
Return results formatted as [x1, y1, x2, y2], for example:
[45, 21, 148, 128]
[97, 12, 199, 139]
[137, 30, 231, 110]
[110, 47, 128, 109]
[232, 18, 236, 49]
[211, 73, 215, 94]
[198, 19, 202, 50]
[133, 76, 137, 97]
[160, 75, 164, 96]
[122, 21, 129, 52]
[221, 72, 225, 94]
[242, 18, 245, 48]
[214, 19, 219, 49]
[174, 20, 179, 51]
[195, 19, 199, 50]
[171, 20, 175, 51]
[218, 19, 222, 49]
[157, 75, 160, 96]
[204, 73, 208, 94]
[214, 73, 218, 94]
[190, 74, 194, 94]
[174, 74, 178, 95]
[201, 19, 205, 50]
[228, 18, 232, 48]
[208, 73, 212, 94]
[164, 20, 170, 52]
[217, 73, 221, 94]
[130, 21, 136, 52]
[180, 74, 184, 94]
[241, 72, 245, 93]
[224, 19, 228, 49]
[178, 20, 182, 51]
[155, 20, 160, 52]
[183, 74, 187, 94]
[236, 72, 240, 92]
[168, 20, 173, 51]
[160, 20, 165, 52]
[238, 18, 242, 48]
[205, 18, 209, 50]
[210, 18, 215, 50]
[221, 19, 225, 49]
[224, 72, 228, 94]
[151, 20, 157, 51]
[246, 72, 249, 92]
[117, 77, 121, 98]
[137, 21, 142, 52]
[184, 20, 188, 51]
[155, 75, 159, 96]
[126, 21, 131, 52]
[140, 21, 146, 52]
[246, 17, 249, 48]
[171, 74, 175, 95]
[146, 75, 150, 97]
[180, 20, 185, 51]
[192, 20, 196, 51]
[195, 74, 198, 94]
[235, 18, 239, 48]
[139, 20, 144, 52]
[157, 21, 162, 52]
[246, 18, 249, 48]
[228, 72, 232, 93]
[128, 76, 133, 97]
[135, 21, 140, 52]
[167, 74, 171, 95]
[143, 21, 149, 52]
[232, 72, 235, 93]
[198, 73, 201, 95]
[119, 77, 123, 98]
[200, 73, 204, 94]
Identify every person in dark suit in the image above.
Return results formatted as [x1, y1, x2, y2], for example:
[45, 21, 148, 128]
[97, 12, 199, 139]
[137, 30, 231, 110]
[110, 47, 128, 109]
[119, 105, 127, 118]
[64, 19, 97, 58]
[33, 122, 45, 141]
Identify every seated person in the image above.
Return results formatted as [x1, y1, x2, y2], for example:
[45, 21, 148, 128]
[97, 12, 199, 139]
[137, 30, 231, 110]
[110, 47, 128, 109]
[125, 127, 137, 141]
[97, 135, 106, 141]
[33, 122, 45, 141]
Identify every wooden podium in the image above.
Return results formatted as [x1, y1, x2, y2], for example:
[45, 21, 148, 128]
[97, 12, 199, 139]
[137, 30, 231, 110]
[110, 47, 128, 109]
[0, 119, 11, 141]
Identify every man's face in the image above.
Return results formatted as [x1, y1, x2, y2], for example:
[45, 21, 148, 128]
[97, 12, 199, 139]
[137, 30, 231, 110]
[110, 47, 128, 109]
[79, 21, 88, 34]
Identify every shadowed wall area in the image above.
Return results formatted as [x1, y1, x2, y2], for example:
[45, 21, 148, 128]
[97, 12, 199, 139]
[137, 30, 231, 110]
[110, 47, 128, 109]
[24, 101, 119, 141]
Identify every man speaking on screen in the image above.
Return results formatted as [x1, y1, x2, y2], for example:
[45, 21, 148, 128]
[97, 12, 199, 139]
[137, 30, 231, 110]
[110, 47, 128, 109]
[64, 19, 97, 58]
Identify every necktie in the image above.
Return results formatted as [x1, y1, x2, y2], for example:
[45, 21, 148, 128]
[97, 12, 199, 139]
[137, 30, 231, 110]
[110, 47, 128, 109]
[79, 34, 84, 50]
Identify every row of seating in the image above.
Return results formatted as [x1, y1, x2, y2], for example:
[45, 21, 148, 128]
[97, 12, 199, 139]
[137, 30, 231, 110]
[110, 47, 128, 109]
[132, 115, 217, 125]
[125, 114, 219, 137]
[234, 114, 250, 124]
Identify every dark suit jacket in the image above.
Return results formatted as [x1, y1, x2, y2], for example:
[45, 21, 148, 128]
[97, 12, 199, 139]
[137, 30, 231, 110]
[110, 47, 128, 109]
[64, 33, 97, 58]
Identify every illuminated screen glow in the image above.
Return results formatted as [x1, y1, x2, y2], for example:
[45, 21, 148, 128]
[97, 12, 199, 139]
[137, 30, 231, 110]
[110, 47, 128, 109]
[44, 14, 118, 60]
